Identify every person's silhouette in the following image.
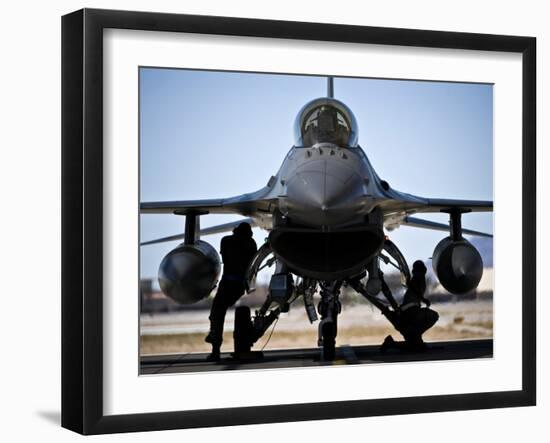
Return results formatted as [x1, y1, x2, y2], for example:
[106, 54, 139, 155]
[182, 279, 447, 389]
[381, 260, 439, 352]
[205, 222, 257, 361]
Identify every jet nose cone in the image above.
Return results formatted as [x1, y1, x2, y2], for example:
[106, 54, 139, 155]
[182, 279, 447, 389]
[292, 170, 351, 208]
[283, 159, 365, 226]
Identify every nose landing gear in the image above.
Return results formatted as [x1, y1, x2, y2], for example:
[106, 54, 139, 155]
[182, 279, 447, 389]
[317, 281, 342, 361]
[236, 238, 416, 362]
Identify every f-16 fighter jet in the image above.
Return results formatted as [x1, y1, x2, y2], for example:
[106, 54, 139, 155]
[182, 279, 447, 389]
[141, 77, 492, 360]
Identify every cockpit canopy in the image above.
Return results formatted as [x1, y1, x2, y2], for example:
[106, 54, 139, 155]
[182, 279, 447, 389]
[294, 98, 359, 148]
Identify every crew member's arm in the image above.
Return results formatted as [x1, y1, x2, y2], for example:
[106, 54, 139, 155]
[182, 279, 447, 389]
[220, 236, 228, 264]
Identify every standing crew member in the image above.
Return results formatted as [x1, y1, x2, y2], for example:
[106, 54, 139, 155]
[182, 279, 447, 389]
[205, 222, 257, 361]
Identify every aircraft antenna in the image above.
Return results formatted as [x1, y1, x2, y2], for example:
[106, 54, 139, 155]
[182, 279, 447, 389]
[327, 76, 334, 98]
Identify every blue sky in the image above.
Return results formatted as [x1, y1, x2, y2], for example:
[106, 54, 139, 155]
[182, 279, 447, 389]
[140, 68, 493, 283]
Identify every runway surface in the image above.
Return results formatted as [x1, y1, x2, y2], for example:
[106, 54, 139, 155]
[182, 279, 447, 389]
[140, 338, 492, 375]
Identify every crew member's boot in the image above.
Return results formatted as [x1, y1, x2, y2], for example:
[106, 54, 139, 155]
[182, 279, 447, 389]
[205, 332, 222, 361]
[206, 343, 221, 362]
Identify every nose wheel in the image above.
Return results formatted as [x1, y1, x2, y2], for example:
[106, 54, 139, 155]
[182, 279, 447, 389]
[320, 320, 337, 361]
[317, 281, 342, 361]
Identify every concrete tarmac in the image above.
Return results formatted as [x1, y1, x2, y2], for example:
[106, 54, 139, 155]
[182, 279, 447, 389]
[140, 338, 492, 375]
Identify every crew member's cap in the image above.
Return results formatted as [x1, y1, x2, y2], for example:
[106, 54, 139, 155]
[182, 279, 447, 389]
[412, 260, 427, 274]
[234, 222, 253, 236]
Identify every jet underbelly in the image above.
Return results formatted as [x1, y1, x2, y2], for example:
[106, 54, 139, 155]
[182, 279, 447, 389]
[269, 225, 384, 280]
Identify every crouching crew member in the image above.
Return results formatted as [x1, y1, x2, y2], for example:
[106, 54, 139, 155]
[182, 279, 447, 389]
[382, 260, 439, 352]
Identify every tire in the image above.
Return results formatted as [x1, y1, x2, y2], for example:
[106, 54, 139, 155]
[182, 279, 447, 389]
[234, 306, 253, 354]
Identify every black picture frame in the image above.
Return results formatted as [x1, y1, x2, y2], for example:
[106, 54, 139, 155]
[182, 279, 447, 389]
[61, 8, 536, 435]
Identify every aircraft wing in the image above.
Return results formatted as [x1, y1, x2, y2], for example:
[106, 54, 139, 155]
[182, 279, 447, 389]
[140, 186, 274, 216]
[413, 198, 493, 213]
[400, 216, 492, 238]
[141, 218, 255, 246]
[378, 187, 493, 214]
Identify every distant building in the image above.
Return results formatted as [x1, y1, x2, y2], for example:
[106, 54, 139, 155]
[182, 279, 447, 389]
[476, 267, 494, 293]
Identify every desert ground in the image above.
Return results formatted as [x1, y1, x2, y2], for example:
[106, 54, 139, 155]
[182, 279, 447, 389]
[140, 299, 492, 355]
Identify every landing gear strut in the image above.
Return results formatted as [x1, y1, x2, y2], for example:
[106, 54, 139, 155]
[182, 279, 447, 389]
[348, 238, 414, 338]
[317, 281, 342, 361]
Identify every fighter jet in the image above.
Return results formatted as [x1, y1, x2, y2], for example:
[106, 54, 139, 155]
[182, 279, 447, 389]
[141, 77, 492, 360]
